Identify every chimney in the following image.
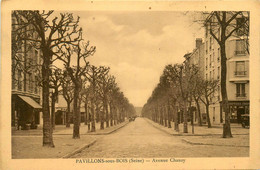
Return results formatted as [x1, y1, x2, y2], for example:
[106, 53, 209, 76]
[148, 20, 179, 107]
[195, 38, 202, 49]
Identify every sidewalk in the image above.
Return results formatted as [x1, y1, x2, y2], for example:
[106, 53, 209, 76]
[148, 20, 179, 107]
[12, 135, 97, 159]
[145, 118, 249, 136]
[12, 121, 129, 158]
[12, 121, 129, 136]
[145, 118, 249, 147]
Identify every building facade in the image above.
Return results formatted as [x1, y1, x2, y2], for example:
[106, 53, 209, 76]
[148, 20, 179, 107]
[12, 14, 42, 129]
[204, 13, 249, 124]
[184, 38, 207, 124]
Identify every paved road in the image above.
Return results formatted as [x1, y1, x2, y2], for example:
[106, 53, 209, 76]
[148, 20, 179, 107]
[72, 117, 249, 158]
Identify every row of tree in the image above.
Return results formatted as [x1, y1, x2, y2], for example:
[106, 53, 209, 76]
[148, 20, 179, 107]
[142, 62, 218, 133]
[12, 10, 135, 147]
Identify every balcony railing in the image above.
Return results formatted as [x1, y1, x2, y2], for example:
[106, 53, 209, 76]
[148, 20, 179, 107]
[234, 71, 246, 76]
[235, 50, 246, 55]
[236, 93, 246, 97]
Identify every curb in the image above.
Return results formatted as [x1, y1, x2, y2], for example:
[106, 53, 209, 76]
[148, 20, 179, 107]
[145, 118, 249, 137]
[61, 140, 97, 158]
[86, 121, 130, 135]
[182, 139, 249, 148]
[145, 118, 176, 136]
[54, 122, 129, 136]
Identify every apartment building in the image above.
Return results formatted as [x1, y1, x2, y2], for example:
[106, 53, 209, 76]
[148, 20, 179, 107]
[11, 15, 42, 129]
[204, 13, 249, 124]
[184, 38, 206, 124]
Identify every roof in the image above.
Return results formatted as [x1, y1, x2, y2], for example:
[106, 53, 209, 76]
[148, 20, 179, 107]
[18, 95, 42, 109]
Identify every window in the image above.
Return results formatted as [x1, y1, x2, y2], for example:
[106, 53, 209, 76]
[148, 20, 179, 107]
[217, 48, 220, 62]
[206, 58, 208, 70]
[212, 50, 215, 62]
[213, 107, 215, 122]
[205, 25, 208, 38]
[206, 41, 208, 54]
[35, 50, 38, 65]
[235, 40, 246, 55]
[209, 55, 212, 68]
[236, 17, 247, 36]
[235, 61, 246, 76]
[29, 73, 33, 93]
[213, 70, 215, 80]
[209, 37, 212, 50]
[34, 76, 38, 94]
[210, 71, 212, 80]
[236, 83, 246, 97]
[18, 70, 22, 91]
[217, 67, 220, 79]
[206, 73, 208, 80]
[217, 85, 220, 100]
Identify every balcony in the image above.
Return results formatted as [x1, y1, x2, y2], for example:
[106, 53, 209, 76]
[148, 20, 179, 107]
[235, 50, 246, 55]
[234, 71, 246, 76]
[236, 93, 246, 97]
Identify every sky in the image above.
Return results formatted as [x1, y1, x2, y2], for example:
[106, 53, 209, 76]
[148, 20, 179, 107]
[70, 11, 204, 107]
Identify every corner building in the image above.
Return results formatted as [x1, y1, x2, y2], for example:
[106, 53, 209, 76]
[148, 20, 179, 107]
[204, 14, 249, 124]
[11, 15, 42, 129]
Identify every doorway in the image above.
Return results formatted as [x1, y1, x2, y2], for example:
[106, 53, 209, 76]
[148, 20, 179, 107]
[237, 107, 245, 123]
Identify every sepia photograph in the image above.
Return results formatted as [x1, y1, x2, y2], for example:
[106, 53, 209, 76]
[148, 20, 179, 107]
[1, 0, 260, 169]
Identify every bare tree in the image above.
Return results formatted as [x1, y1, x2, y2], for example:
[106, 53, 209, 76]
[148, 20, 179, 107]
[60, 71, 74, 128]
[97, 70, 117, 129]
[49, 67, 62, 130]
[192, 75, 204, 126]
[12, 10, 82, 147]
[204, 11, 249, 137]
[199, 79, 219, 128]
[85, 65, 105, 132]
[57, 40, 96, 138]
[81, 84, 91, 130]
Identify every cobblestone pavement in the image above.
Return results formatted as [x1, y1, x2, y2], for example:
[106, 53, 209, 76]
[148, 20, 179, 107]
[72, 117, 249, 158]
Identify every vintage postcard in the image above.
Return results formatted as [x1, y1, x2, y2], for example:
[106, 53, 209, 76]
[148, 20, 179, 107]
[1, 0, 260, 169]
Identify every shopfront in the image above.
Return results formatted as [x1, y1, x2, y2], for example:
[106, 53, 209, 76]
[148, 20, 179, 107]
[221, 100, 249, 123]
[12, 94, 41, 129]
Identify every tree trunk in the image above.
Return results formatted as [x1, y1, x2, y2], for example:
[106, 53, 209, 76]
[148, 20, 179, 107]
[100, 108, 104, 130]
[155, 108, 158, 123]
[84, 102, 88, 125]
[51, 93, 56, 130]
[167, 103, 171, 128]
[195, 99, 202, 126]
[96, 106, 100, 123]
[109, 103, 113, 126]
[206, 103, 212, 128]
[73, 87, 80, 139]
[66, 102, 71, 128]
[86, 101, 91, 131]
[220, 42, 232, 138]
[174, 106, 179, 132]
[183, 100, 188, 133]
[91, 100, 96, 132]
[42, 52, 54, 147]
[105, 100, 109, 128]
[164, 106, 167, 127]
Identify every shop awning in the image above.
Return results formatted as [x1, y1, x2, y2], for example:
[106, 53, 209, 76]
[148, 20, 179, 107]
[18, 95, 42, 109]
